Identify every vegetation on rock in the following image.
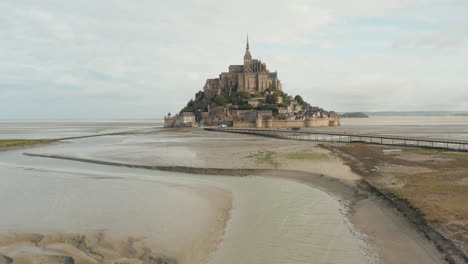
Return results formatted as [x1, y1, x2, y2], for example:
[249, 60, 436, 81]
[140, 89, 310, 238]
[294, 95, 304, 104]
[213, 95, 228, 106]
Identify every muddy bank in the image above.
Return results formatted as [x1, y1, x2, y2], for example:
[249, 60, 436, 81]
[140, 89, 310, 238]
[22, 152, 365, 206]
[23, 152, 260, 176]
[324, 143, 468, 264]
[24, 151, 447, 264]
[357, 181, 467, 264]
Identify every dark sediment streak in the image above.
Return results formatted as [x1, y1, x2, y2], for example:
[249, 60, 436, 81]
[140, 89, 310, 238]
[23, 152, 258, 176]
[22, 152, 362, 201]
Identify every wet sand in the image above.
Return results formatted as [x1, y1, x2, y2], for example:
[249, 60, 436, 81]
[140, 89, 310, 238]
[0, 151, 232, 264]
[0, 120, 456, 263]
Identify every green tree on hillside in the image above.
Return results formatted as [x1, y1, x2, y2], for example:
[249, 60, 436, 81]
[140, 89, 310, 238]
[295, 95, 304, 104]
[213, 95, 228, 106]
[238, 104, 254, 110]
[187, 99, 195, 107]
[265, 94, 276, 104]
[238, 91, 250, 100]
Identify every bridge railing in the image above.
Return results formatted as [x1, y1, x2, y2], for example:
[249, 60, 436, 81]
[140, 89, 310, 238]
[205, 128, 468, 152]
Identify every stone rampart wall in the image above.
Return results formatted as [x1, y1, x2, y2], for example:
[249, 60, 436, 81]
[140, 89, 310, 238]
[233, 121, 257, 128]
[242, 118, 341, 129]
[305, 119, 329, 127]
[264, 120, 305, 128]
[167, 115, 340, 129]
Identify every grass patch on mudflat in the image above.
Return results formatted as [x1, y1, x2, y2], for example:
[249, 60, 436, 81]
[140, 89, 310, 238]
[0, 139, 49, 151]
[246, 151, 280, 168]
[283, 152, 329, 160]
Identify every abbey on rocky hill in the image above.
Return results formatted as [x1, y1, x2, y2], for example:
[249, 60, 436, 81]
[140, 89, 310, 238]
[203, 35, 282, 99]
[165, 37, 340, 129]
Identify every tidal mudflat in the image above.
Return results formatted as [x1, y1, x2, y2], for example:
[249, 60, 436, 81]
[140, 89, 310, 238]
[0, 120, 457, 263]
[0, 129, 368, 263]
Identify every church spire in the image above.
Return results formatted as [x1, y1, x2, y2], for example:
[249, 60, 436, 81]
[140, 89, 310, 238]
[244, 34, 252, 58]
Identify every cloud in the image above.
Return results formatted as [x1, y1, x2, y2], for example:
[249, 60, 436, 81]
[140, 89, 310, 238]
[0, 0, 467, 119]
[392, 18, 468, 50]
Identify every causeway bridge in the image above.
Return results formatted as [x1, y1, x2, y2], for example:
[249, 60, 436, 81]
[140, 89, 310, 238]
[205, 128, 468, 152]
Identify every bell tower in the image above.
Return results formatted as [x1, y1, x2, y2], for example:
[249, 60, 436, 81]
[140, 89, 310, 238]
[244, 35, 252, 73]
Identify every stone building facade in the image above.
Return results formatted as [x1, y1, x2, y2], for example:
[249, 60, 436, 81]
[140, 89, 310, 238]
[203, 36, 282, 98]
[164, 112, 196, 128]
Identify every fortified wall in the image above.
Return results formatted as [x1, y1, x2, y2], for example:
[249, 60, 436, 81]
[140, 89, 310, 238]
[233, 117, 340, 129]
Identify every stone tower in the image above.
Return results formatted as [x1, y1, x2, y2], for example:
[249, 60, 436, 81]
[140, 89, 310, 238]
[244, 35, 253, 73]
[202, 36, 283, 98]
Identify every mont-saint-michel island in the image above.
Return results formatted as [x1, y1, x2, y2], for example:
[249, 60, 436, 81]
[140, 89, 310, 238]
[165, 37, 340, 128]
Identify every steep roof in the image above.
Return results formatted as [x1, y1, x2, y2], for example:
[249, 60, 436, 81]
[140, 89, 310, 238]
[244, 35, 252, 58]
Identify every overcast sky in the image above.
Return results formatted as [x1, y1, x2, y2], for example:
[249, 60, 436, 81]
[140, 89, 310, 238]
[1, 0, 467, 119]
